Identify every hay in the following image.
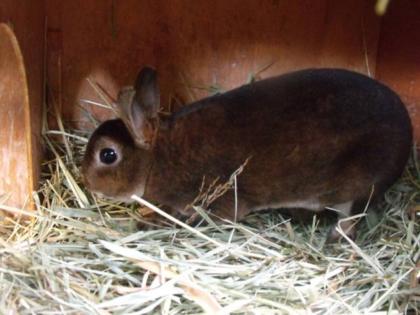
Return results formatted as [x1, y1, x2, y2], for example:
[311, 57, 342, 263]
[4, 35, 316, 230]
[0, 99, 419, 314]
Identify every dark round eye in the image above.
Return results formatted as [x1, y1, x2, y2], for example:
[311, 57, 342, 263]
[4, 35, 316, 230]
[99, 148, 118, 165]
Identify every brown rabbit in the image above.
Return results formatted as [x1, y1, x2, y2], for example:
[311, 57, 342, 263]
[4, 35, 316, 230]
[82, 67, 412, 240]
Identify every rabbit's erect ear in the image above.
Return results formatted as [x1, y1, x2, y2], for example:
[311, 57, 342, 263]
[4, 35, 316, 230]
[114, 67, 160, 149]
[134, 66, 160, 117]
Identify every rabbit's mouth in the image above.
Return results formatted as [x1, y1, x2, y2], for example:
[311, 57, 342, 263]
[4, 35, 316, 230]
[82, 171, 142, 203]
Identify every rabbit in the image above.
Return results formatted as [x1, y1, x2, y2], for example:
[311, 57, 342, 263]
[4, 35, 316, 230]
[82, 67, 412, 241]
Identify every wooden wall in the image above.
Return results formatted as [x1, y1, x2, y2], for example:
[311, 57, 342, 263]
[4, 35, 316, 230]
[45, 0, 381, 129]
[375, 0, 420, 141]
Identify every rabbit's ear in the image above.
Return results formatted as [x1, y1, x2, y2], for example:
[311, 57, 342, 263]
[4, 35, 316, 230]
[114, 67, 160, 149]
[134, 66, 160, 117]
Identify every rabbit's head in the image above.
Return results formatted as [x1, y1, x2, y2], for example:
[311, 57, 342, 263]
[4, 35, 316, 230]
[82, 67, 159, 201]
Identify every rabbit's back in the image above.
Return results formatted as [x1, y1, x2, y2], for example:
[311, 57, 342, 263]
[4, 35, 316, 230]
[174, 68, 409, 132]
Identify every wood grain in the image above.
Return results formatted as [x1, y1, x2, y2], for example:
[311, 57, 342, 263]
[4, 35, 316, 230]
[45, 0, 381, 130]
[0, 0, 45, 212]
[0, 24, 34, 214]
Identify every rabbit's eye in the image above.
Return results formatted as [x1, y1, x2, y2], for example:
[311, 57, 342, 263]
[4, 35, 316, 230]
[100, 148, 117, 164]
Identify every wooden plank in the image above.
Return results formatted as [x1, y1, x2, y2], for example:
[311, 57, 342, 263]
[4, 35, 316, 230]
[0, 1, 45, 208]
[0, 23, 34, 214]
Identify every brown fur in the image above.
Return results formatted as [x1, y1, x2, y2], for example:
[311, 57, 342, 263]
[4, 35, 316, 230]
[82, 68, 412, 239]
